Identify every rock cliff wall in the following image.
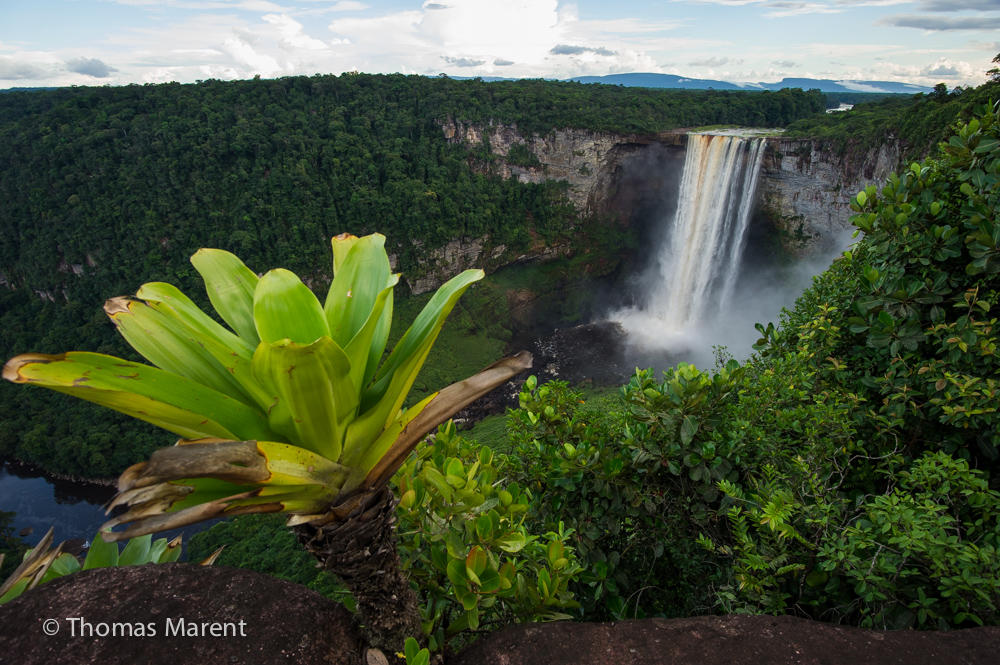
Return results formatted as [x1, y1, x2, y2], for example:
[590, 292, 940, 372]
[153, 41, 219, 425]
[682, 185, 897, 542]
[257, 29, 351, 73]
[418, 121, 902, 293]
[758, 138, 902, 255]
[406, 121, 683, 293]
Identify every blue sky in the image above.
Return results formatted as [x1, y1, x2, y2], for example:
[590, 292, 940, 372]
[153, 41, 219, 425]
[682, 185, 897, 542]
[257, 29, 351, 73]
[1, 0, 996, 89]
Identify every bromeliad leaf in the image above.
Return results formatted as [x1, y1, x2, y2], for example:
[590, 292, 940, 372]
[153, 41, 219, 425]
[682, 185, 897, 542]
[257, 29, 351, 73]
[251, 338, 358, 461]
[254, 268, 329, 345]
[191, 248, 260, 344]
[2, 352, 277, 442]
[325, 233, 394, 348]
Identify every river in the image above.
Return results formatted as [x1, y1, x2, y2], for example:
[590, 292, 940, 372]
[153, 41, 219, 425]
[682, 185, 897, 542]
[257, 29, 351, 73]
[0, 460, 214, 550]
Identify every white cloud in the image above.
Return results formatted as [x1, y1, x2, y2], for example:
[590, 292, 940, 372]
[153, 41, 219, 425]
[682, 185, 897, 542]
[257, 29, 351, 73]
[919, 57, 977, 78]
[263, 14, 330, 50]
[763, 2, 842, 17]
[111, 0, 288, 10]
[223, 33, 284, 76]
[0, 55, 55, 80]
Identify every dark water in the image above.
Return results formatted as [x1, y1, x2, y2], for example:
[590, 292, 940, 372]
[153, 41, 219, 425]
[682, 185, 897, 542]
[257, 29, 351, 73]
[0, 461, 215, 550]
[0, 461, 114, 547]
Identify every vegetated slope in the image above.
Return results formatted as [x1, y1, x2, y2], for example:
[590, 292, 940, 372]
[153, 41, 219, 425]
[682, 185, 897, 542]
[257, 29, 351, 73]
[0, 74, 826, 478]
[786, 81, 1000, 159]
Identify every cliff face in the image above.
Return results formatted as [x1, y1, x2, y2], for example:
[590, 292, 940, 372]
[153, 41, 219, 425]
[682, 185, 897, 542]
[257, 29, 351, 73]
[442, 120, 683, 214]
[758, 138, 902, 254]
[422, 121, 902, 293]
[406, 120, 683, 294]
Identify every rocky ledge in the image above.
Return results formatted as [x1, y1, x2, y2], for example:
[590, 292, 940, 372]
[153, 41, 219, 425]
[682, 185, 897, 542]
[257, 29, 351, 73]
[3, 563, 997, 665]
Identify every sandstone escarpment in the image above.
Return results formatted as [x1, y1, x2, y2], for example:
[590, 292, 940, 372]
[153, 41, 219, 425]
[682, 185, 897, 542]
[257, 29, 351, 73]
[758, 138, 902, 255]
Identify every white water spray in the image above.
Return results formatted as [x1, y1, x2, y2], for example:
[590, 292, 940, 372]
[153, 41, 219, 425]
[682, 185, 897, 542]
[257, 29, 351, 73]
[615, 132, 766, 353]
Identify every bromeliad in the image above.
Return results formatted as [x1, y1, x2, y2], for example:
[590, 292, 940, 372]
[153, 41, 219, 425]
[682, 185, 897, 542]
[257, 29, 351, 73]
[3, 232, 530, 652]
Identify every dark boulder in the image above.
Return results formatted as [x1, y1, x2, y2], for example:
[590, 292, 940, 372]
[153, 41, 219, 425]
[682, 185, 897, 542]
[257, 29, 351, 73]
[0, 563, 363, 665]
[451, 614, 1000, 665]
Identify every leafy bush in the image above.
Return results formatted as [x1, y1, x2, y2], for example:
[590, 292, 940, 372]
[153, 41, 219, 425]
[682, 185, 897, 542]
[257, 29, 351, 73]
[506, 373, 728, 619]
[395, 422, 582, 652]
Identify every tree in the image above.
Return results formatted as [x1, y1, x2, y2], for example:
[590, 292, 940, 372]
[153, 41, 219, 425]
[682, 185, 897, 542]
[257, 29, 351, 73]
[3, 233, 531, 654]
[988, 52, 1000, 83]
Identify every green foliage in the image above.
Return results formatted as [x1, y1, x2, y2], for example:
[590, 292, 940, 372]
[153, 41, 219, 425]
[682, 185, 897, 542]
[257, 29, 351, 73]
[0, 512, 29, 581]
[845, 101, 1000, 459]
[395, 422, 582, 653]
[699, 102, 1000, 627]
[187, 514, 354, 607]
[505, 143, 542, 169]
[0, 530, 182, 605]
[820, 453, 1000, 628]
[786, 81, 1000, 160]
[403, 636, 430, 665]
[506, 375, 724, 619]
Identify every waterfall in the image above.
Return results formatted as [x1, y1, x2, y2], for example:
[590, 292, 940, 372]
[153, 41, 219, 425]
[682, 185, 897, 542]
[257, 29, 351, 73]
[615, 132, 766, 350]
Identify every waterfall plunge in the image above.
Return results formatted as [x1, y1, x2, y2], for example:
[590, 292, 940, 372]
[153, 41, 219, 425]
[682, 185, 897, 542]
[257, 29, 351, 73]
[615, 133, 766, 353]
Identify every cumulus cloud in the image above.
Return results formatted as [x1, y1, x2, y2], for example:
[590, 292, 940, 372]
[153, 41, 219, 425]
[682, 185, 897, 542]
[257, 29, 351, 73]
[263, 14, 329, 51]
[884, 14, 1000, 29]
[772, 59, 797, 67]
[0, 56, 53, 80]
[493, 58, 515, 66]
[222, 32, 284, 77]
[443, 55, 485, 67]
[551, 44, 617, 56]
[65, 57, 118, 77]
[920, 57, 976, 78]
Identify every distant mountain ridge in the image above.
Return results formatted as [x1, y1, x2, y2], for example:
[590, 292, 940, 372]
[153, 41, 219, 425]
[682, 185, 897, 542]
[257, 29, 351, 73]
[565, 73, 932, 94]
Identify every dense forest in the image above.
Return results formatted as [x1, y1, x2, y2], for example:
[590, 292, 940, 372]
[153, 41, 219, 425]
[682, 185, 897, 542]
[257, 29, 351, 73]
[787, 80, 1000, 159]
[0, 74, 827, 478]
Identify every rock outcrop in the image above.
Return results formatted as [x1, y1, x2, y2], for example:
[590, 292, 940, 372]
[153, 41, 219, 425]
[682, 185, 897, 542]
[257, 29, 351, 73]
[452, 614, 1000, 665]
[4, 564, 998, 665]
[758, 138, 902, 255]
[0, 563, 363, 665]
[442, 119, 683, 215]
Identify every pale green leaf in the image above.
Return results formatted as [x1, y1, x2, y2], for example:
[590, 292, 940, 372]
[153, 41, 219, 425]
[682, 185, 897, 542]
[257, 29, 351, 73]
[191, 248, 261, 344]
[253, 269, 329, 345]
